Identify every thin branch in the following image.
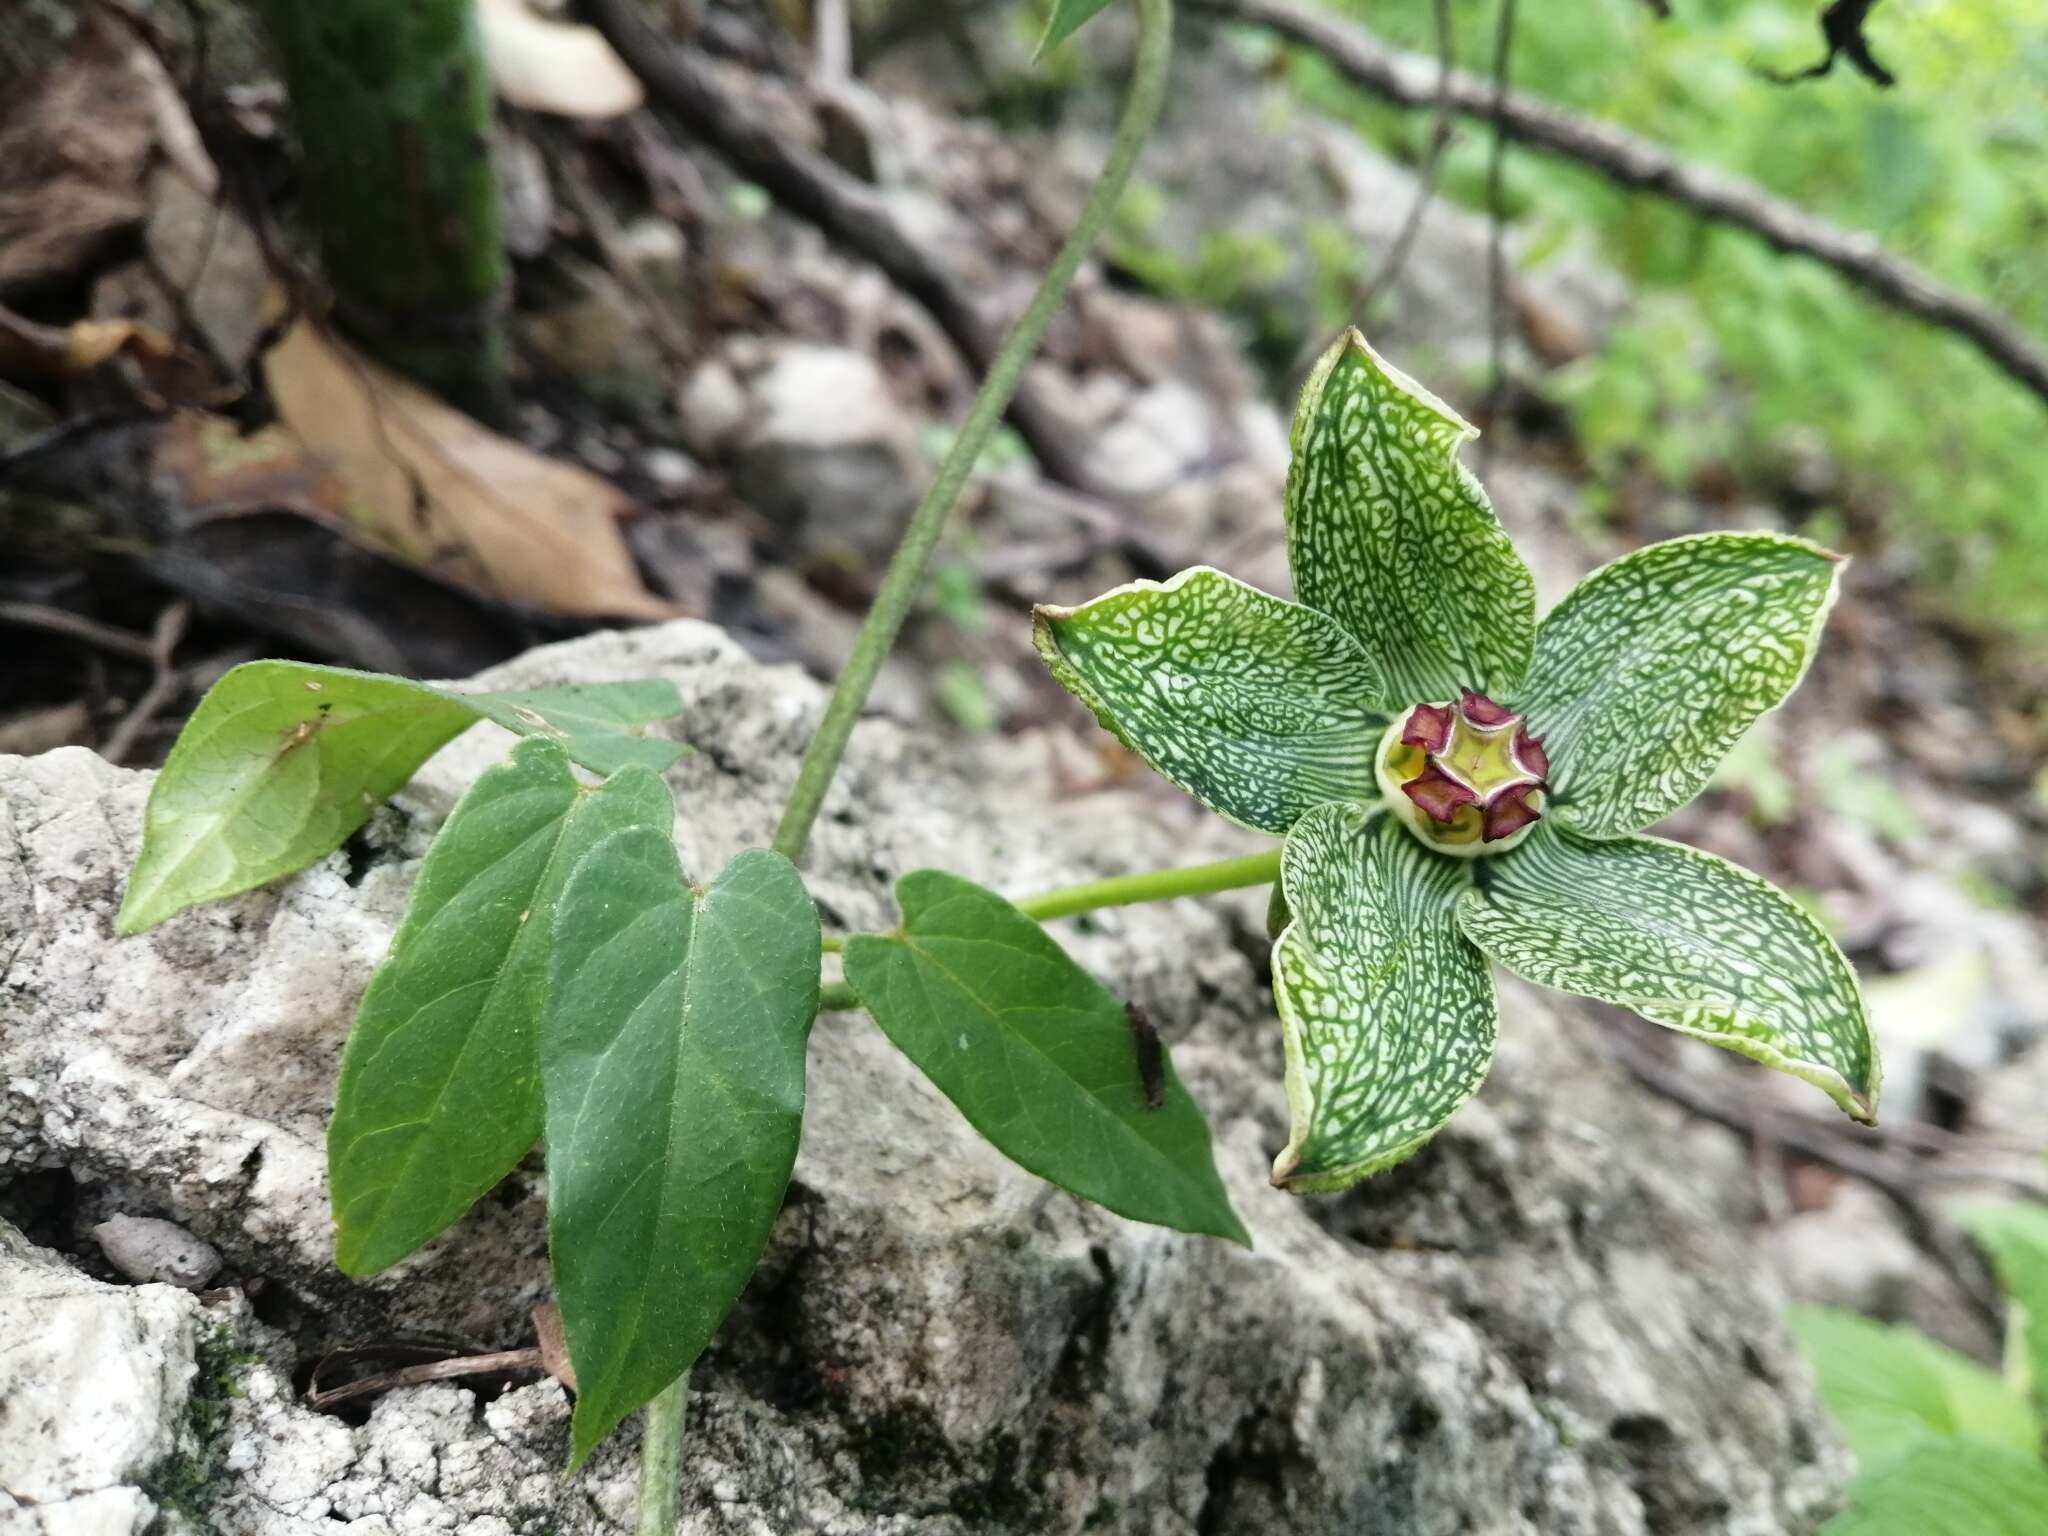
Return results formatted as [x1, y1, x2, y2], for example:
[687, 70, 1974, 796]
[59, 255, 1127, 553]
[1188, 0, 2048, 405]
[1482, 0, 1516, 445]
[101, 601, 191, 765]
[582, 0, 1113, 494]
[0, 602, 159, 662]
[1355, 0, 1454, 314]
[1601, 1025, 2021, 1333]
[304, 1347, 543, 1411]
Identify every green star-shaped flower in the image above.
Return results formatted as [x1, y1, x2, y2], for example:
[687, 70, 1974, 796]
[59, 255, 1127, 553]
[1034, 330, 1879, 1192]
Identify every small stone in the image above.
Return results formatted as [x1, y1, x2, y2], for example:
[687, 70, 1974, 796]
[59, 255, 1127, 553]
[92, 1213, 223, 1290]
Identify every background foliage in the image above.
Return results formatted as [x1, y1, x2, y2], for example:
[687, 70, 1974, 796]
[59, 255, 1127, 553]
[1273, 0, 2047, 637]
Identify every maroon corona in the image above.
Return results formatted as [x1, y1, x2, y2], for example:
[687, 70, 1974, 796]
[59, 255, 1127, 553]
[1376, 689, 1549, 855]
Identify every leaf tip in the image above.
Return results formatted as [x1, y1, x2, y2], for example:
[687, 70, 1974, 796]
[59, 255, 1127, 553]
[330, 1242, 377, 1282]
[114, 876, 171, 935]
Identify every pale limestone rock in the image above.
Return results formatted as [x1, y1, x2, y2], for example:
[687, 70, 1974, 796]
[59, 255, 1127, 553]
[0, 619, 1846, 1533]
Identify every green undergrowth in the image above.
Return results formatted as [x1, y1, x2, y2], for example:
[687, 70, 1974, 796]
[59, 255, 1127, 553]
[1280, 0, 2048, 642]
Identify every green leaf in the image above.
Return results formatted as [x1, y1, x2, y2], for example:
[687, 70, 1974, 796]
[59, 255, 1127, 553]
[1785, 1305, 2040, 1466]
[1270, 803, 1496, 1192]
[1954, 1199, 2048, 1416]
[1285, 329, 1535, 706]
[1820, 1440, 2048, 1536]
[119, 664, 478, 934]
[1033, 566, 1387, 835]
[461, 681, 690, 776]
[1457, 826, 1879, 1121]
[327, 739, 673, 1277]
[843, 872, 1249, 1245]
[118, 661, 686, 933]
[1037, 0, 1115, 57]
[543, 831, 818, 1466]
[1516, 532, 1842, 838]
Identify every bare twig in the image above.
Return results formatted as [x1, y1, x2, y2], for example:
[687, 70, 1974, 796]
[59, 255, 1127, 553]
[544, 124, 696, 367]
[581, 0, 1113, 494]
[1600, 1024, 2029, 1332]
[1187, 0, 2048, 404]
[1355, 0, 1454, 315]
[101, 601, 191, 765]
[0, 602, 159, 662]
[1604, 1028, 2048, 1201]
[305, 1347, 543, 1411]
[1481, 0, 1516, 448]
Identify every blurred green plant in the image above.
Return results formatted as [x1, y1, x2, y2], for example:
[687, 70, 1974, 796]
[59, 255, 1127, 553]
[1790, 1197, 2048, 1533]
[1289, 0, 2048, 637]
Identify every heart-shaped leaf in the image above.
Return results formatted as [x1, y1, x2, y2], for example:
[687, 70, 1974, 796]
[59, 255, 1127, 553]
[543, 829, 819, 1466]
[328, 738, 673, 1276]
[1819, 1440, 2048, 1536]
[119, 660, 686, 933]
[1953, 1199, 2048, 1418]
[844, 872, 1248, 1245]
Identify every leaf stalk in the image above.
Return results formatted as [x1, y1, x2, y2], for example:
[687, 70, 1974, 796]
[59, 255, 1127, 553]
[1015, 848, 1282, 921]
[817, 849, 1284, 1002]
[635, 1373, 688, 1536]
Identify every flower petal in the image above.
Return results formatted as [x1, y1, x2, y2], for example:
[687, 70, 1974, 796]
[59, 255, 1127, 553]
[1517, 532, 1843, 838]
[1034, 567, 1388, 835]
[1286, 329, 1536, 705]
[1480, 783, 1542, 842]
[1401, 760, 1478, 824]
[1401, 702, 1454, 752]
[1457, 825, 1878, 1122]
[1271, 804, 1497, 1190]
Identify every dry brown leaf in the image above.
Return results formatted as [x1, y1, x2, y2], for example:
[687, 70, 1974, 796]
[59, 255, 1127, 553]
[0, 303, 204, 399]
[261, 316, 673, 620]
[478, 0, 644, 118]
[154, 411, 353, 525]
[0, 14, 167, 293]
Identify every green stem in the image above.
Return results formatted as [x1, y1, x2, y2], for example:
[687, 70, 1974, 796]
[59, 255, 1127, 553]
[771, 0, 1175, 863]
[635, 1373, 689, 1536]
[1014, 848, 1281, 922]
[815, 849, 1283, 1011]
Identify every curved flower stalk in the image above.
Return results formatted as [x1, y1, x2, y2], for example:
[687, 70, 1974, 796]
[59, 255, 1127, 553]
[1035, 329, 1878, 1192]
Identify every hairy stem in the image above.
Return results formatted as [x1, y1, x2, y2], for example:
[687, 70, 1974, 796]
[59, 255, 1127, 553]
[635, 1373, 689, 1536]
[770, 0, 1175, 862]
[1014, 848, 1281, 921]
